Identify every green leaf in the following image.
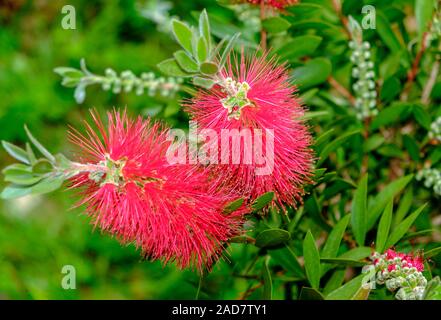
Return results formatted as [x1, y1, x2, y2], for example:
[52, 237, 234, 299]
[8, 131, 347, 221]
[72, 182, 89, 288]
[218, 33, 240, 68]
[157, 58, 191, 77]
[325, 274, 365, 300]
[415, 0, 435, 39]
[322, 215, 351, 259]
[269, 245, 304, 278]
[53, 67, 84, 79]
[351, 174, 368, 246]
[412, 105, 431, 129]
[193, 76, 215, 89]
[173, 50, 199, 73]
[2, 141, 30, 164]
[385, 204, 427, 248]
[370, 103, 412, 130]
[299, 287, 324, 300]
[199, 9, 211, 52]
[30, 175, 65, 195]
[292, 57, 332, 90]
[26, 142, 37, 165]
[223, 198, 244, 214]
[367, 175, 413, 230]
[320, 258, 367, 267]
[24, 125, 56, 163]
[321, 215, 351, 275]
[255, 228, 291, 249]
[303, 230, 321, 289]
[197, 36, 208, 62]
[304, 193, 331, 231]
[403, 135, 420, 161]
[277, 35, 322, 61]
[376, 12, 402, 53]
[262, 256, 272, 300]
[317, 129, 361, 166]
[199, 62, 218, 75]
[424, 247, 441, 259]
[1, 185, 32, 199]
[4, 171, 43, 185]
[262, 17, 291, 33]
[172, 19, 193, 53]
[339, 247, 372, 261]
[376, 200, 393, 253]
[394, 186, 413, 226]
[424, 277, 441, 300]
[252, 191, 274, 211]
[323, 269, 346, 295]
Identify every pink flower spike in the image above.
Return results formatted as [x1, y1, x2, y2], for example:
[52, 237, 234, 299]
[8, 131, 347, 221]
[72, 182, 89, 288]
[185, 51, 314, 209]
[68, 110, 246, 272]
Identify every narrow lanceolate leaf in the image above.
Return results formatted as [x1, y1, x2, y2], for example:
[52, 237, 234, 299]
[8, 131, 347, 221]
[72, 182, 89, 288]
[171, 19, 193, 53]
[252, 191, 274, 211]
[376, 200, 393, 253]
[325, 274, 365, 300]
[173, 50, 199, 73]
[219, 33, 240, 68]
[320, 258, 367, 267]
[24, 125, 56, 163]
[394, 186, 413, 226]
[321, 215, 351, 275]
[425, 247, 441, 259]
[197, 36, 208, 62]
[317, 129, 361, 166]
[385, 204, 427, 248]
[223, 198, 244, 214]
[2, 141, 30, 164]
[351, 174, 368, 247]
[262, 256, 272, 300]
[415, 0, 435, 39]
[255, 228, 290, 249]
[199, 9, 211, 52]
[367, 175, 413, 230]
[322, 215, 351, 259]
[303, 231, 321, 289]
[269, 245, 304, 278]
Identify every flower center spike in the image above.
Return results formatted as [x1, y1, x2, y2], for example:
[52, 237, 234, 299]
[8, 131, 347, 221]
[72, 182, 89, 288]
[89, 154, 127, 186]
[220, 77, 252, 121]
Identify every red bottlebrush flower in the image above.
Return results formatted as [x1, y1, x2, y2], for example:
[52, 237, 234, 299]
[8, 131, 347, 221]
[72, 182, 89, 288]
[68, 110, 245, 271]
[384, 249, 424, 272]
[241, 0, 299, 10]
[185, 52, 313, 208]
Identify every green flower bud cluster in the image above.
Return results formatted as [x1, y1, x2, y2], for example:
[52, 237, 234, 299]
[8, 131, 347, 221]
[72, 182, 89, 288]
[55, 59, 182, 104]
[416, 167, 441, 195]
[349, 40, 378, 120]
[371, 251, 427, 300]
[428, 116, 441, 142]
[102, 68, 182, 97]
[220, 77, 252, 121]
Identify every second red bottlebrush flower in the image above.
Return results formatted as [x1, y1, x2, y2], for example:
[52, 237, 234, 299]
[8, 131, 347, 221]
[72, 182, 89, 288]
[185, 52, 313, 208]
[67, 110, 245, 272]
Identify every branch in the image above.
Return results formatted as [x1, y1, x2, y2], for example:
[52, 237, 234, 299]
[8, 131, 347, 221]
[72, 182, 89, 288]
[328, 75, 356, 105]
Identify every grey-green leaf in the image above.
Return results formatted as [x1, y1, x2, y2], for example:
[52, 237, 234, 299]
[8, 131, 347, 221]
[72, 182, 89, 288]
[2, 141, 30, 164]
[199, 62, 218, 75]
[172, 19, 193, 53]
[24, 126, 56, 163]
[157, 58, 192, 77]
[262, 256, 272, 300]
[173, 50, 199, 73]
[199, 9, 211, 52]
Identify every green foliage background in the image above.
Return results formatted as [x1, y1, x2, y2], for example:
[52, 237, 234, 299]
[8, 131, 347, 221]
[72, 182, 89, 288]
[0, 0, 440, 299]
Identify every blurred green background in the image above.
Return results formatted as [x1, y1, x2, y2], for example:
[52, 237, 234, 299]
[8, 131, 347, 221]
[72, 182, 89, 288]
[0, 0, 261, 299]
